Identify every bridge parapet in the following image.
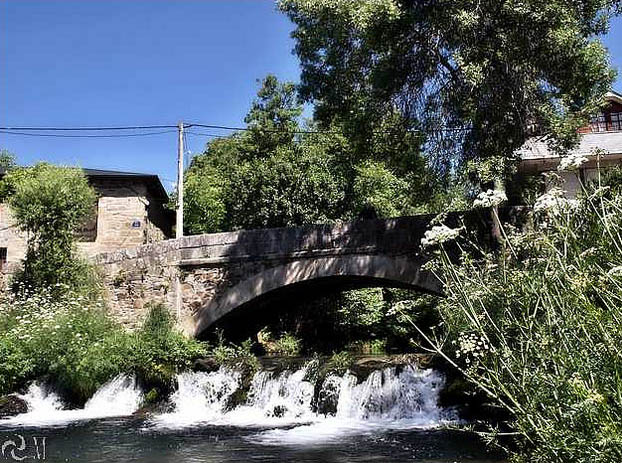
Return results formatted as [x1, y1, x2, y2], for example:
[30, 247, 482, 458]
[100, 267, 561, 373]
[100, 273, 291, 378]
[93, 210, 511, 336]
[95, 215, 434, 267]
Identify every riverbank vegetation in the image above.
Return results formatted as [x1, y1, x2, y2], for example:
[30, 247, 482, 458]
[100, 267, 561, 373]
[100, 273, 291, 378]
[418, 168, 622, 462]
[250, 287, 440, 355]
[0, 165, 207, 405]
[2, 1, 622, 460]
[0, 290, 205, 404]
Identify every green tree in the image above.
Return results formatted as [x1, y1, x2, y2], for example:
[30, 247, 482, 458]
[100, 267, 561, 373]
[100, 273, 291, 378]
[352, 160, 419, 217]
[224, 147, 347, 229]
[243, 74, 303, 157]
[4, 163, 97, 292]
[0, 149, 16, 171]
[0, 149, 18, 199]
[183, 163, 227, 234]
[279, 0, 618, 177]
[183, 75, 442, 233]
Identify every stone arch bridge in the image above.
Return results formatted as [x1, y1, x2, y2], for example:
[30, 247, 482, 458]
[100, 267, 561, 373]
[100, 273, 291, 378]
[94, 211, 504, 337]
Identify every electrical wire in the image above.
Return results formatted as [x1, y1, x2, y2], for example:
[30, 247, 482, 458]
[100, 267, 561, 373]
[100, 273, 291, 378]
[186, 122, 471, 134]
[0, 129, 178, 138]
[1, 123, 472, 136]
[0, 125, 177, 131]
[185, 131, 230, 138]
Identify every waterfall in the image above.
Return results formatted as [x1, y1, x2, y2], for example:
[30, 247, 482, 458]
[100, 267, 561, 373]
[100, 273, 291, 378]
[225, 366, 317, 426]
[152, 362, 456, 441]
[153, 369, 240, 427]
[254, 365, 454, 445]
[2, 361, 456, 446]
[16, 382, 64, 416]
[1, 374, 143, 426]
[334, 366, 446, 422]
[83, 374, 143, 416]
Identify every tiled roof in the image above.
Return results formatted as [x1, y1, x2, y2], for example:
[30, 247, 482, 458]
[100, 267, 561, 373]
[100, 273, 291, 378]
[518, 131, 622, 160]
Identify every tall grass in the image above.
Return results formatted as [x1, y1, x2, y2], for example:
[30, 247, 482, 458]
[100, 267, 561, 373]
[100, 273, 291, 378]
[415, 170, 622, 462]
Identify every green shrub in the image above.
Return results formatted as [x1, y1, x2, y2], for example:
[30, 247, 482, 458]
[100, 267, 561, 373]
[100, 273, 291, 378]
[257, 329, 302, 356]
[210, 331, 260, 372]
[129, 303, 208, 395]
[345, 339, 387, 354]
[322, 351, 354, 377]
[419, 177, 622, 462]
[2, 164, 98, 295]
[0, 293, 207, 404]
[0, 288, 124, 402]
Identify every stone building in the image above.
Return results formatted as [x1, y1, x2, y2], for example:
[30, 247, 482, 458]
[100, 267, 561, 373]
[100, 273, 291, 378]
[517, 90, 622, 197]
[0, 168, 174, 274]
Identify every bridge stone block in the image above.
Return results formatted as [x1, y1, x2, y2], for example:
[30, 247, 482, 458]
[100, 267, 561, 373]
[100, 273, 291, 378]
[93, 212, 503, 336]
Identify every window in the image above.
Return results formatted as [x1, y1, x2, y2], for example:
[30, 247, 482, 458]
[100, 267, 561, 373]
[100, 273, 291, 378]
[611, 112, 622, 131]
[591, 113, 607, 132]
[0, 248, 7, 272]
[590, 112, 622, 132]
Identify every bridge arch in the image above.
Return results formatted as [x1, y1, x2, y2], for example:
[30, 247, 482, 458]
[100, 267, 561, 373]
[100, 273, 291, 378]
[191, 254, 440, 337]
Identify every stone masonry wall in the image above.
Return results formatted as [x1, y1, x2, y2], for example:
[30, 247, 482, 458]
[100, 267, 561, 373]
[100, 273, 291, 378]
[0, 178, 172, 285]
[79, 179, 168, 257]
[0, 204, 29, 279]
[94, 240, 284, 332]
[93, 215, 438, 334]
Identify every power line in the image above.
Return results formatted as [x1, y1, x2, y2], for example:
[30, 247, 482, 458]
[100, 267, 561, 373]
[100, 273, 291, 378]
[0, 124, 177, 131]
[1, 122, 472, 136]
[0, 129, 178, 138]
[186, 122, 344, 135]
[185, 130, 230, 138]
[186, 122, 471, 134]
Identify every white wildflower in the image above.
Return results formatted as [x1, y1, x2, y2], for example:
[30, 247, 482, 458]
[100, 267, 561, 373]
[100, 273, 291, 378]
[533, 187, 578, 214]
[455, 332, 492, 362]
[473, 189, 507, 208]
[580, 247, 598, 258]
[421, 224, 462, 248]
[607, 266, 622, 277]
[558, 152, 588, 171]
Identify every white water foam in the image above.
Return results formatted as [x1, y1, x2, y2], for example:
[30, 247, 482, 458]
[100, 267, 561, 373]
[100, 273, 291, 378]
[255, 366, 454, 446]
[1, 374, 143, 426]
[150, 363, 456, 445]
[224, 366, 318, 427]
[153, 366, 319, 429]
[153, 368, 241, 428]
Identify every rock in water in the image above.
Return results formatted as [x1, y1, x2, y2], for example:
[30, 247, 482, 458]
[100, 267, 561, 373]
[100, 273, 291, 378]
[193, 358, 220, 373]
[0, 395, 28, 417]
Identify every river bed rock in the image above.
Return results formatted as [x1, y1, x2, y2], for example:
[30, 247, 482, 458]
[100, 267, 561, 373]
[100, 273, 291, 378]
[193, 357, 220, 373]
[0, 395, 28, 417]
[349, 353, 436, 382]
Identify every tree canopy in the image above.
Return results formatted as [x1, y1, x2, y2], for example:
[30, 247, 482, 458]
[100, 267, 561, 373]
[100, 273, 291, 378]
[183, 75, 444, 234]
[279, 0, 620, 176]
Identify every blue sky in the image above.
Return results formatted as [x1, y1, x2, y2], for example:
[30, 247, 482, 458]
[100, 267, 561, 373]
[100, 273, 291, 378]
[1, 1, 622, 189]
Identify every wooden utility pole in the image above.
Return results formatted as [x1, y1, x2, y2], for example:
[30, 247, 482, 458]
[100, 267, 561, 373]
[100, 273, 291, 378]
[175, 121, 185, 323]
[176, 121, 184, 239]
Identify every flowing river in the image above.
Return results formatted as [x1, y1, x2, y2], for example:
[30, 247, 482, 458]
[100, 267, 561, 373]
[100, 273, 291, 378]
[0, 362, 504, 462]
